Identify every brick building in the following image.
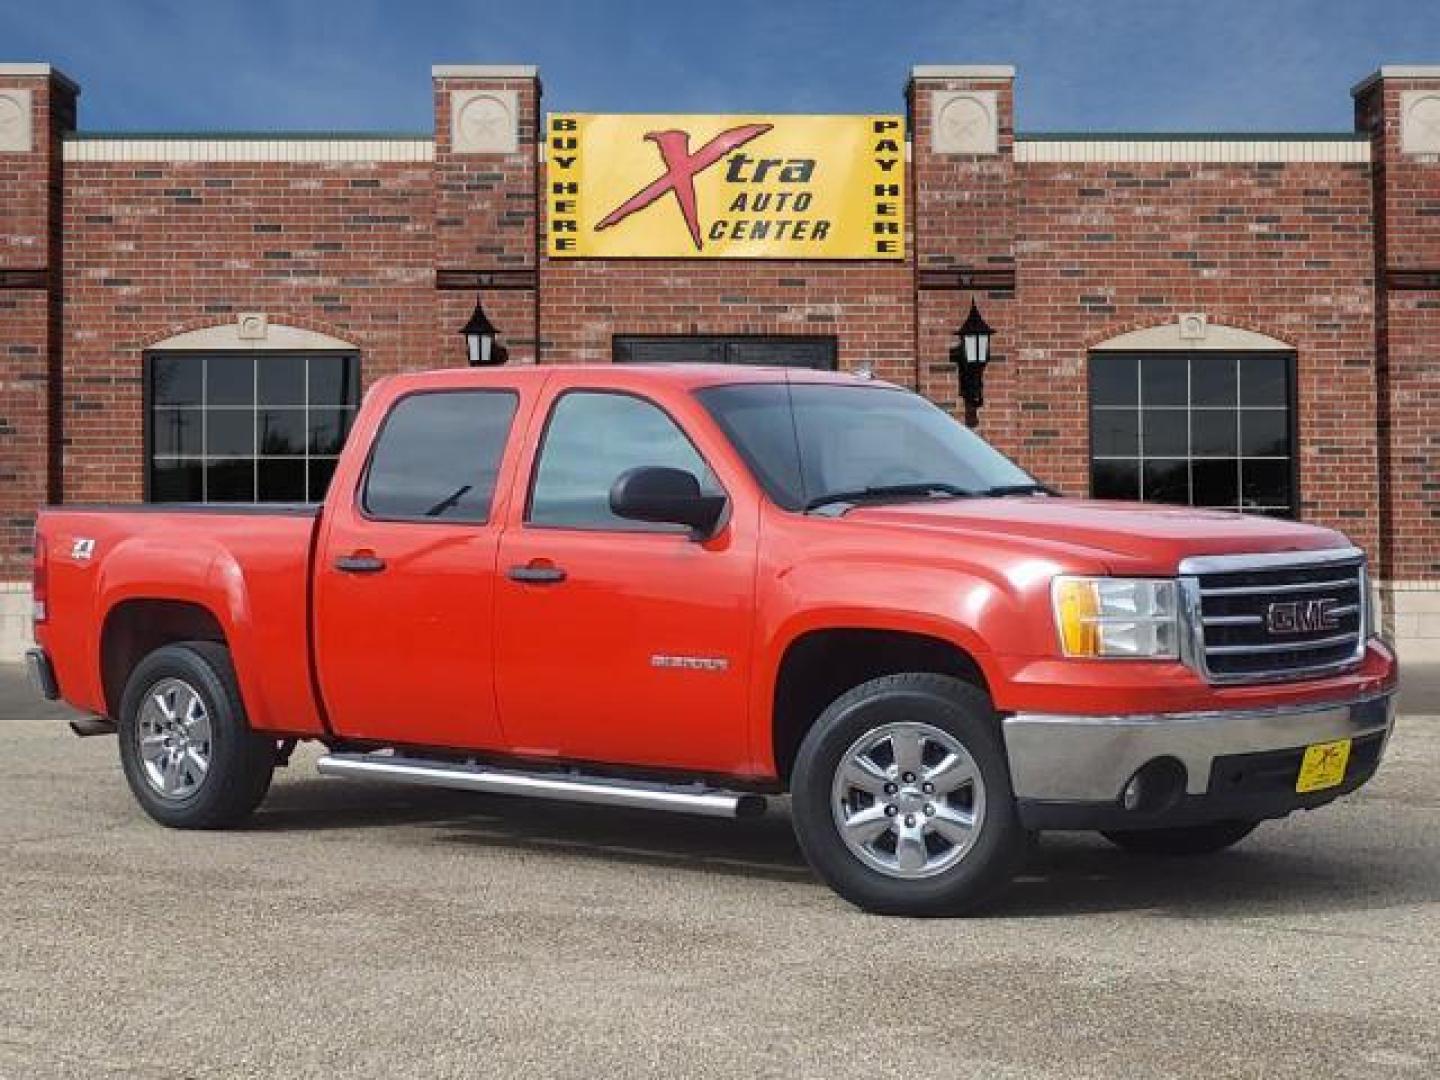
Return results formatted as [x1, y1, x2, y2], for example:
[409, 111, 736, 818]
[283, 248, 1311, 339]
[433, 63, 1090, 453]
[1, 61, 1437, 660]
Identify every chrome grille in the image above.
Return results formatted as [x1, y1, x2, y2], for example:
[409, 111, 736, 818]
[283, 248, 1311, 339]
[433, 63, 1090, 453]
[1179, 548, 1367, 684]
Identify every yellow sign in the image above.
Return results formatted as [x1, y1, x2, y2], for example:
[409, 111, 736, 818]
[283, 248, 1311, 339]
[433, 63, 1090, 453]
[1296, 738, 1351, 793]
[546, 113, 905, 260]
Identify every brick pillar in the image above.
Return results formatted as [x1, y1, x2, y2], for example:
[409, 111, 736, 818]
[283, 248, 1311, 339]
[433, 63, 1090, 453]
[1354, 66, 1440, 658]
[432, 65, 540, 365]
[908, 66, 1024, 461]
[0, 63, 76, 656]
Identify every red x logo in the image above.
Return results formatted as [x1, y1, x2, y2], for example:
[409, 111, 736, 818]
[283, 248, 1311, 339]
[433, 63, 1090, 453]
[595, 123, 773, 251]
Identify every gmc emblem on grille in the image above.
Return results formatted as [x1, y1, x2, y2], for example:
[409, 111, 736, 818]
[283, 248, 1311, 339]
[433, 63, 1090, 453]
[1265, 598, 1340, 635]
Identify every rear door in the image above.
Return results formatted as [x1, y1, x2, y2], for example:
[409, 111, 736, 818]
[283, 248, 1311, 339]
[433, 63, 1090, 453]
[314, 382, 531, 749]
[493, 382, 759, 774]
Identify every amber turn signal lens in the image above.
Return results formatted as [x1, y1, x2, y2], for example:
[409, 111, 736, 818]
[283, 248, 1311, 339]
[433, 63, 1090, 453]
[1051, 576, 1180, 659]
[1053, 577, 1102, 657]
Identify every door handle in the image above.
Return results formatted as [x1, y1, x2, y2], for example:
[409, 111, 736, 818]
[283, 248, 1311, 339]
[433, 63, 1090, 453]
[506, 563, 567, 584]
[334, 553, 387, 574]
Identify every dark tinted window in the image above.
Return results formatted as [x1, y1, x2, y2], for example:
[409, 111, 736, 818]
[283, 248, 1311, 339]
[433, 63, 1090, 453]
[364, 391, 518, 522]
[148, 353, 359, 504]
[1089, 351, 1296, 516]
[529, 392, 721, 530]
[614, 335, 836, 369]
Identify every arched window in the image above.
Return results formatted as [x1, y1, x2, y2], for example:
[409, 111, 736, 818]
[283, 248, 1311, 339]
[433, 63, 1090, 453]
[145, 323, 361, 503]
[1088, 323, 1297, 517]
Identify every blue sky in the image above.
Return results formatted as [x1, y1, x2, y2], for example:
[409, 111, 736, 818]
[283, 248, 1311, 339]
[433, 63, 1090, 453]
[3, 0, 1438, 132]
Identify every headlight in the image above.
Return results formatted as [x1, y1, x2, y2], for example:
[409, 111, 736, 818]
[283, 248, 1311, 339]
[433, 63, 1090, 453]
[1052, 576, 1179, 659]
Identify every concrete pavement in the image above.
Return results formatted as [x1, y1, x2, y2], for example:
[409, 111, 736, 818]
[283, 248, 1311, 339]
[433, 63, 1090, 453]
[1, 665, 1437, 1079]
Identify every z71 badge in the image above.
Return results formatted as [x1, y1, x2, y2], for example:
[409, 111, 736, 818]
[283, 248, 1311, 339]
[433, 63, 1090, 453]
[70, 537, 96, 562]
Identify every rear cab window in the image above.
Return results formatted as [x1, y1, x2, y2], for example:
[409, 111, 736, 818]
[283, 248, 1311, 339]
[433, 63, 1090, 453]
[363, 390, 519, 522]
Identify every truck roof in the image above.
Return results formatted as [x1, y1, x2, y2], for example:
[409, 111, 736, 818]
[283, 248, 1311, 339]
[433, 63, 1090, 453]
[380, 363, 899, 394]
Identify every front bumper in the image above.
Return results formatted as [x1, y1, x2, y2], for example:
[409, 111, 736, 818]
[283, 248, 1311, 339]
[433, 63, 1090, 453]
[1003, 693, 1394, 831]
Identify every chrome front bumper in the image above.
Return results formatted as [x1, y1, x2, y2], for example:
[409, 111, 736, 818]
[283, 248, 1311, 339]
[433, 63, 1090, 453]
[1003, 693, 1394, 804]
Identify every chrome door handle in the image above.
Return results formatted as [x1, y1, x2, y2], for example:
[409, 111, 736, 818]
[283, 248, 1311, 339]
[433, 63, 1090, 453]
[506, 564, 567, 584]
[335, 554, 387, 574]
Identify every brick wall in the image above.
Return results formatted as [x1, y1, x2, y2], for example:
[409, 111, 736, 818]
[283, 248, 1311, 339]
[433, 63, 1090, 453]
[0, 67, 73, 580]
[1356, 72, 1440, 584]
[908, 71, 1379, 558]
[910, 70, 1018, 452]
[1009, 156, 1377, 551]
[537, 258, 915, 379]
[433, 69, 539, 363]
[61, 158, 439, 503]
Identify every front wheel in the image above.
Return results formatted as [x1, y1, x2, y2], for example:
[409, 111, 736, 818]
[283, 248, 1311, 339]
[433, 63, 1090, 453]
[790, 674, 1029, 916]
[117, 641, 276, 829]
[1100, 820, 1260, 856]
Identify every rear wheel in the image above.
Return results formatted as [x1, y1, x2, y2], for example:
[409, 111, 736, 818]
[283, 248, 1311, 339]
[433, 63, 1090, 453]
[790, 674, 1029, 916]
[117, 641, 275, 829]
[1100, 820, 1260, 856]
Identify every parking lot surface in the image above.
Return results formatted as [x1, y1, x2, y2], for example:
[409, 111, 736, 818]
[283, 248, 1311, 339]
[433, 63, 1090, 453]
[2, 666, 1437, 1079]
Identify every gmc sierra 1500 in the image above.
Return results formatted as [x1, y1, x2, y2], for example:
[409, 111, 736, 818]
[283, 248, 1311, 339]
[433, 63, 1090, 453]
[27, 364, 1396, 914]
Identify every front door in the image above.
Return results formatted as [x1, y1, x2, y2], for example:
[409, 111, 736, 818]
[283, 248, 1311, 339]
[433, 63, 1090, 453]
[314, 386, 526, 750]
[494, 385, 758, 775]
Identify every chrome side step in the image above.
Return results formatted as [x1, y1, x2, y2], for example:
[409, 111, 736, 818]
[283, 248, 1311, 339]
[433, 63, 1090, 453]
[316, 752, 767, 820]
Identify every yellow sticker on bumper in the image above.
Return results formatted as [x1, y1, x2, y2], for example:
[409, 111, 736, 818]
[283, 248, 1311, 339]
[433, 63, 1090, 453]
[1296, 738, 1352, 793]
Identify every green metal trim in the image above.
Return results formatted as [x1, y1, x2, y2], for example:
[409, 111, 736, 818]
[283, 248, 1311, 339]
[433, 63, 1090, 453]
[66, 131, 432, 141]
[1018, 131, 1370, 142]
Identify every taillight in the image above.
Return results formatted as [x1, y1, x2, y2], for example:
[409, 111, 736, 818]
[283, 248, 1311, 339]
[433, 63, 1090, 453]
[32, 528, 47, 624]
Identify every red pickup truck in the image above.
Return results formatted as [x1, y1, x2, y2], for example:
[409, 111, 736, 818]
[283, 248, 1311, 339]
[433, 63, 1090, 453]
[27, 363, 1396, 914]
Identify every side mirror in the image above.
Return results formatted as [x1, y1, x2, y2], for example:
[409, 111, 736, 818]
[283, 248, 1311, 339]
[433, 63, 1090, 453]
[609, 466, 727, 539]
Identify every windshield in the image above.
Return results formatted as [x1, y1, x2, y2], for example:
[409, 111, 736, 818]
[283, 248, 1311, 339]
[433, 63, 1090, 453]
[695, 381, 1040, 511]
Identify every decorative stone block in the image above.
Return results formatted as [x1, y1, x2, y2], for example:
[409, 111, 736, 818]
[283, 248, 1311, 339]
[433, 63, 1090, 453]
[932, 90, 998, 155]
[237, 312, 268, 340]
[450, 89, 519, 154]
[1400, 90, 1440, 154]
[0, 88, 33, 153]
[1178, 313, 1208, 340]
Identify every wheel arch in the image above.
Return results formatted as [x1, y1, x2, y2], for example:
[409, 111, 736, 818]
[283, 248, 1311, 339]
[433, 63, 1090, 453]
[100, 598, 229, 720]
[768, 625, 993, 785]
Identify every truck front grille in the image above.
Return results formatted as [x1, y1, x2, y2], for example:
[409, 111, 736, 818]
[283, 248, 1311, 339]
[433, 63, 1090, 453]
[1180, 549, 1367, 684]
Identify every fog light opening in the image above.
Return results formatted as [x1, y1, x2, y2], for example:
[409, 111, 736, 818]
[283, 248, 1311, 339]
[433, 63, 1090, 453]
[1119, 758, 1187, 815]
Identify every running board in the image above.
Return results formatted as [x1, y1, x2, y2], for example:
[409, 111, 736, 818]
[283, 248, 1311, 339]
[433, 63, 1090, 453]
[316, 752, 767, 820]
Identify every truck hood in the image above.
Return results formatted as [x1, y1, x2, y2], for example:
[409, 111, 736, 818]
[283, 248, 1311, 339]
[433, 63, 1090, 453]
[839, 497, 1353, 575]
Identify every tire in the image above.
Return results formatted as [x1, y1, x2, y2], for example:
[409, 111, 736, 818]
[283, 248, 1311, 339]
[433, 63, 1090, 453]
[1100, 820, 1259, 856]
[117, 641, 275, 829]
[790, 674, 1029, 916]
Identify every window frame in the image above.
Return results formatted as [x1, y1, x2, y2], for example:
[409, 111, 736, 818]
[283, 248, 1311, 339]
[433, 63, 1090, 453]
[1086, 349, 1300, 518]
[356, 387, 521, 527]
[143, 349, 361, 505]
[523, 387, 731, 535]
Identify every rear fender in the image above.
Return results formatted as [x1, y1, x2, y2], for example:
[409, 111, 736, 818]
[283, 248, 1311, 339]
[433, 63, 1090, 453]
[92, 537, 274, 728]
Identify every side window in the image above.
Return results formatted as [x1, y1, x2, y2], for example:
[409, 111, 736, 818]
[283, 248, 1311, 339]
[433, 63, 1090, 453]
[363, 391, 518, 522]
[529, 391, 722, 530]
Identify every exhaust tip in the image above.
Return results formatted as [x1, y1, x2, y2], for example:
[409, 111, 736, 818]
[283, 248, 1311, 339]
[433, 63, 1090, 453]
[734, 793, 769, 819]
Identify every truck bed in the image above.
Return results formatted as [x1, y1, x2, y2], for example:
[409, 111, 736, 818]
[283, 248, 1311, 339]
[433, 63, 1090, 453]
[36, 503, 327, 736]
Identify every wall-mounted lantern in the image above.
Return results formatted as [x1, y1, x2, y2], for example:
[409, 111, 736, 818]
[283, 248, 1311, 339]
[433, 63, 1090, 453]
[461, 296, 507, 367]
[949, 300, 994, 427]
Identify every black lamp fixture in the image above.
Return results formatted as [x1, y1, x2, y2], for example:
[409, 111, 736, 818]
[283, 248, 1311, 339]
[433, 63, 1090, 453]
[949, 299, 994, 427]
[460, 295, 507, 367]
